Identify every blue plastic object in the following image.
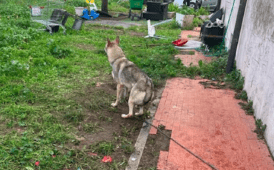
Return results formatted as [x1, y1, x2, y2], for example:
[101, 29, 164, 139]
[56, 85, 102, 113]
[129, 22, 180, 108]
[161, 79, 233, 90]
[81, 9, 99, 20]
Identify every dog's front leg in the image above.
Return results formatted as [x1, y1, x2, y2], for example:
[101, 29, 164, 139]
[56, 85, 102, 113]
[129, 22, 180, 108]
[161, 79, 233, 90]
[111, 84, 124, 107]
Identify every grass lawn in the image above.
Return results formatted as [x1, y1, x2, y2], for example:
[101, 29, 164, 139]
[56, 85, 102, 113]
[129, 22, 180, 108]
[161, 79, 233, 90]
[0, 0, 247, 169]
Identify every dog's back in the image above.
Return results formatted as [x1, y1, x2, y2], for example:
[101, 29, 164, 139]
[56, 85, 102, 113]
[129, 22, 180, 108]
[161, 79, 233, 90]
[110, 51, 154, 105]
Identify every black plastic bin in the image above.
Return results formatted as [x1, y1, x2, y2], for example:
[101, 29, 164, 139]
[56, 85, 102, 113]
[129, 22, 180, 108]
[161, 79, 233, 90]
[201, 25, 225, 47]
[200, 9, 225, 47]
[143, 2, 168, 21]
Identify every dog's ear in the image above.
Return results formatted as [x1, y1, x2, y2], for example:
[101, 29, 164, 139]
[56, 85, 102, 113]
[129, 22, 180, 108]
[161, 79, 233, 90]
[115, 36, 120, 44]
[107, 38, 113, 47]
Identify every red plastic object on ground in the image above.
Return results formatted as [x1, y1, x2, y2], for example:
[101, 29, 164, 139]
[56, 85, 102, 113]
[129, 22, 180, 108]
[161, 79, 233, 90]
[101, 156, 112, 163]
[172, 38, 188, 46]
[35, 161, 40, 166]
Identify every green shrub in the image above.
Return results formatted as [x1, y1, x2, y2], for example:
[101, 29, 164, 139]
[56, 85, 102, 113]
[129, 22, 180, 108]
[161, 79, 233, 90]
[179, 5, 196, 15]
[177, 6, 210, 16]
[196, 7, 210, 16]
[168, 3, 180, 12]
[192, 17, 203, 27]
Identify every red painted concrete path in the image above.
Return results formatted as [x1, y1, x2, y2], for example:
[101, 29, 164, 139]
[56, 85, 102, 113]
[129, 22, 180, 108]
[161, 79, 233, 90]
[175, 51, 213, 67]
[150, 78, 274, 170]
[175, 28, 213, 67]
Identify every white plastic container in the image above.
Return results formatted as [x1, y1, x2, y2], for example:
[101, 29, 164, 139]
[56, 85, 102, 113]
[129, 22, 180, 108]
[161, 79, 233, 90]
[75, 7, 84, 16]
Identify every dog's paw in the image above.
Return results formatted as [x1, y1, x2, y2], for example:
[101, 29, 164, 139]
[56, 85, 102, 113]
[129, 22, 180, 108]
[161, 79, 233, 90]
[111, 103, 117, 107]
[121, 114, 132, 118]
[135, 112, 143, 116]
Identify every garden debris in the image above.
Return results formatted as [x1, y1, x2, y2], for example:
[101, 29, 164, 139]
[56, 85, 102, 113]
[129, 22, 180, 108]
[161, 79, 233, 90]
[87, 152, 98, 156]
[35, 161, 40, 166]
[172, 38, 188, 46]
[199, 15, 209, 21]
[96, 82, 104, 87]
[174, 40, 202, 49]
[101, 156, 112, 163]
[75, 135, 85, 141]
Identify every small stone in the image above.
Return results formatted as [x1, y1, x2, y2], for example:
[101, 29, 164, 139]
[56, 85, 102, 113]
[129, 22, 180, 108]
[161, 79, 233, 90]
[75, 135, 85, 141]
[152, 99, 160, 106]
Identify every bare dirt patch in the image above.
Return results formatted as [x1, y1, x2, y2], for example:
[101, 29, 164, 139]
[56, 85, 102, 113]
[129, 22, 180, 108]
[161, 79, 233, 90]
[138, 129, 172, 170]
[64, 74, 157, 169]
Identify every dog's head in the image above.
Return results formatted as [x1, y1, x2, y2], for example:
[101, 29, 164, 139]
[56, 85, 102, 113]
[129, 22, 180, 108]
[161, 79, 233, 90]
[104, 36, 120, 54]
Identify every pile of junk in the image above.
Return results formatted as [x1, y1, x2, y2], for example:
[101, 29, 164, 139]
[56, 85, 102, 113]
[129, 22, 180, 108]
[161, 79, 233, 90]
[172, 8, 226, 49]
[200, 8, 225, 48]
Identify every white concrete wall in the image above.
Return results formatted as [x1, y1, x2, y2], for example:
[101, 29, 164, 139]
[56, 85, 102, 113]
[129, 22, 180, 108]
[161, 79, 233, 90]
[220, 0, 240, 50]
[235, 0, 274, 155]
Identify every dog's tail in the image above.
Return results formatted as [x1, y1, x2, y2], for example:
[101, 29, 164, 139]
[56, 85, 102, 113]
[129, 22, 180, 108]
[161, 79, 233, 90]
[143, 78, 154, 105]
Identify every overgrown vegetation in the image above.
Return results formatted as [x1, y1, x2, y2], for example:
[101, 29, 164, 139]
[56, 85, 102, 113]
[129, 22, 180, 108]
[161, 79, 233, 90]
[168, 4, 209, 29]
[0, 0, 266, 169]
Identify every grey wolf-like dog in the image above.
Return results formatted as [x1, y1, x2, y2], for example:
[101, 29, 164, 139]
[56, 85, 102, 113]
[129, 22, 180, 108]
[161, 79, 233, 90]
[105, 36, 154, 118]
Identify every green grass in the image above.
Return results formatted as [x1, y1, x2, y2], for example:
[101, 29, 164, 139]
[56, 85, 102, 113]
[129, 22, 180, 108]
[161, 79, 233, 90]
[0, 0, 255, 169]
[0, 1, 183, 169]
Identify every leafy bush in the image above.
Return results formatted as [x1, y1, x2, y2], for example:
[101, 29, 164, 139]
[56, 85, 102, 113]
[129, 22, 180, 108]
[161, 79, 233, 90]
[178, 5, 196, 15]
[192, 17, 203, 27]
[177, 6, 210, 16]
[168, 3, 180, 12]
[196, 7, 210, 16]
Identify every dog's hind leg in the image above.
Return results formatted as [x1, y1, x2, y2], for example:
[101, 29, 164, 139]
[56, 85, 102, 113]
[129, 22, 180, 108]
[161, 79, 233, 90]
[111, 84, 124, 107]
[122, 84, 146, 118]
[135, 106, 144, 116]
[122, 97, 134, 118]
[122, 86, 128, 99]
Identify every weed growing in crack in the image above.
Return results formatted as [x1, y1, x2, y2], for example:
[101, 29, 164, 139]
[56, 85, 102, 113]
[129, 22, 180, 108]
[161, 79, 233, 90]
[148, 167, 157, 170]
[121, 138, 134, 154]
[254, 119, 266, 140]
[239, 101, 254, 115]
[235, 90, 248, 101]
[225, 69, 244, 90]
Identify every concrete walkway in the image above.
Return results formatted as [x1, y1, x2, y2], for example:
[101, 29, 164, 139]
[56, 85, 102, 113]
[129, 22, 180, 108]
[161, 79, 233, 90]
[174, 28, 213, 67]
[150, 78, 274, 170]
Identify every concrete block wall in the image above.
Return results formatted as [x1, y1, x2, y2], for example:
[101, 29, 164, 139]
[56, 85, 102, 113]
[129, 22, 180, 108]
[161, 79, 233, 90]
[220, 0, 240, 49]
[235, 0, 274, 155]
